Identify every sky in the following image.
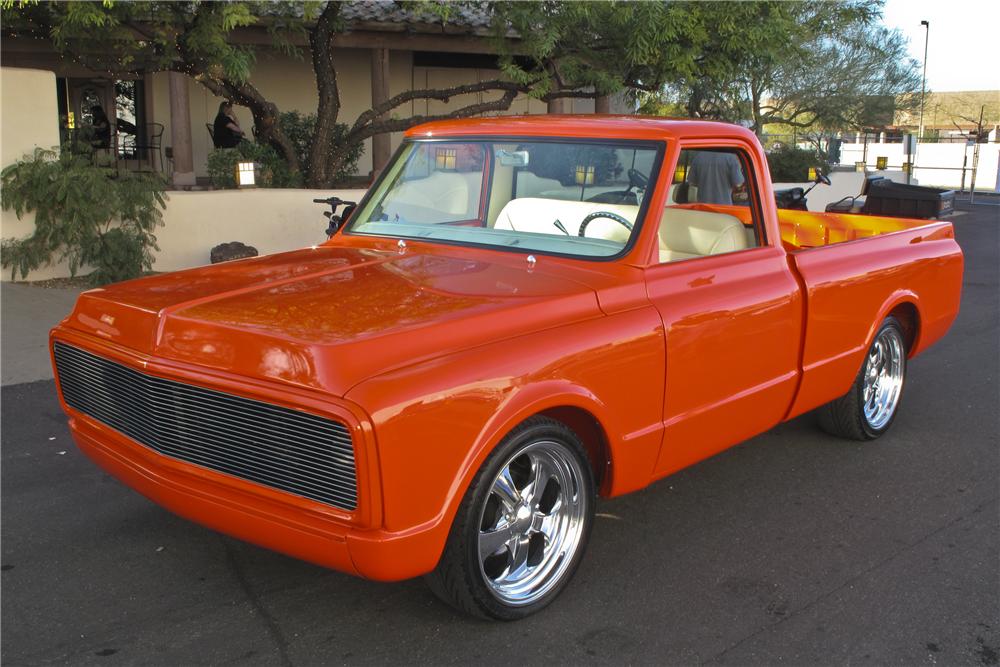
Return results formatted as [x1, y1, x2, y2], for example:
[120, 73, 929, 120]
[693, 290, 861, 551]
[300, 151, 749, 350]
[881, 0, 1000, 92]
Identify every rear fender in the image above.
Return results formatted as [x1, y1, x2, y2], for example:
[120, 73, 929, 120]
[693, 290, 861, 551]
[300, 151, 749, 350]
[866, 290, 923, 358]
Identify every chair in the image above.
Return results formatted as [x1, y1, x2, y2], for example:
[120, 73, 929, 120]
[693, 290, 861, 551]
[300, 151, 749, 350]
[133, 123, 164, 172]
[206, 123, 220, 149]
[657, 207, 749, 263]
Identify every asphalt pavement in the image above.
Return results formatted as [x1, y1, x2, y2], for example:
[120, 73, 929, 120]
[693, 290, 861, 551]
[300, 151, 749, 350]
[2, 201, 998, 665]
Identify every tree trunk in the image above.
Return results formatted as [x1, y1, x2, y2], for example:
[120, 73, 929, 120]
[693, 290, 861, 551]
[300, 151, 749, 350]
[750, 82, 764, 137]
[306, 2, 343, 188]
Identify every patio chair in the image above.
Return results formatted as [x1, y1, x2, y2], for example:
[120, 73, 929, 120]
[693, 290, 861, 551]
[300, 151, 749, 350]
[207, 123, 220, 149]
[133, 123, 164, 172]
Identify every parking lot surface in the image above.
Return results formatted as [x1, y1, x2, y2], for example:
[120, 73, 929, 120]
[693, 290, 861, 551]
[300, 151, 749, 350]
[2, 201, 997, 665]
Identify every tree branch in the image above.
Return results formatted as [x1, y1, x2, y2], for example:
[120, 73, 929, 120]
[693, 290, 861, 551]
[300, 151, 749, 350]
[348, 89, 521, 143]
[351, 80, 526, 133]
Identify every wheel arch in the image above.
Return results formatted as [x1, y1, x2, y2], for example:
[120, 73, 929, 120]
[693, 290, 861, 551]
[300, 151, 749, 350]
[463, 382, 619, 502]
[887, 300, 921, 355]
[869, 291, 923, 358]
[536, 405, 612, 494]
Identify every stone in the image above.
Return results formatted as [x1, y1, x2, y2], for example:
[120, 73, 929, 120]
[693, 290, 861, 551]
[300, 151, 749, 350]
[210, 242, 259, 264]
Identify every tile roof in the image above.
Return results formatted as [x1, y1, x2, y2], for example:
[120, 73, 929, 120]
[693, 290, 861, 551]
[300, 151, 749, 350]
[341, 1, 493, 32]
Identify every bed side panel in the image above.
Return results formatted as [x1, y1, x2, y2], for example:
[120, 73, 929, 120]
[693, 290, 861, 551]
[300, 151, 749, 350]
[786, 222, 963, 419]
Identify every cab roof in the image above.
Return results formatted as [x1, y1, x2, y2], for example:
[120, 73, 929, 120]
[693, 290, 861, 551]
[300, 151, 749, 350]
[404, 114, 759, 143]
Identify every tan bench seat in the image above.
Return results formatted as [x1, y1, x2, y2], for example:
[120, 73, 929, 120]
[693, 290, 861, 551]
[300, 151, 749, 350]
[494, 197, 639, 243]
[658, 207, 749, 262]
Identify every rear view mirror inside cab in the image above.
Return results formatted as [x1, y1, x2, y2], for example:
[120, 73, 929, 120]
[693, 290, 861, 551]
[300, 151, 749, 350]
[496, 150, 529, 167]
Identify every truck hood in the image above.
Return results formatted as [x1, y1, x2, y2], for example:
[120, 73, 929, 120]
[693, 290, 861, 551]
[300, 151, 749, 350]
[62, 246, 602, 395]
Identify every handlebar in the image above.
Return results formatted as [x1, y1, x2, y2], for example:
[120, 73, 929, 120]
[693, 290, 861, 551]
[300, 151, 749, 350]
[313, 197, 344, 205]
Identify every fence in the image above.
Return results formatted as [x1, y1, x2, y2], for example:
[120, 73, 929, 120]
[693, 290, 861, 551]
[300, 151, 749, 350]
[759, 131, 1000, 192]
[838, 141, 1000, 192]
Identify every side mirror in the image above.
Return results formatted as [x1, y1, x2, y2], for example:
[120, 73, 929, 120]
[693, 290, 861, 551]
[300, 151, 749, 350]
[814, 169, 832, 186]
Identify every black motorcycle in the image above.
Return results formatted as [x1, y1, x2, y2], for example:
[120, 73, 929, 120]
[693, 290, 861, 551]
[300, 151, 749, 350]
[313, 196, 357, 237]
[774, 169, 831, 211]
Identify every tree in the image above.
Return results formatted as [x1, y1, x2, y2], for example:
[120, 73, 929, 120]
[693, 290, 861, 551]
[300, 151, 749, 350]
[306, 1, 716, 185]
[2, 1, 718, 186]
[657, 1, 922, 135]
[2, 1, 313, 172]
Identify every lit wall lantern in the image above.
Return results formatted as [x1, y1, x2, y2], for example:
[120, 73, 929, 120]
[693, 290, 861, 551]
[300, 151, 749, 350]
[236, 161, 256, 187]
[435, 148, 457, 170]
[876, 156, 888, 170]
[855, 161, 867, 172]
[575, 165, 595, 185]
[674, 165, 687, 181]
[807, 167, 817, 181]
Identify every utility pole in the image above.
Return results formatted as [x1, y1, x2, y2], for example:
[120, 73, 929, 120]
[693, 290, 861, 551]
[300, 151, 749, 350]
[918, 20, 930, 140]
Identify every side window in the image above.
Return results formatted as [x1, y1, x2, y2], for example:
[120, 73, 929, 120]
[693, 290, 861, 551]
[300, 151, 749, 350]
[658, 147, 762, 264]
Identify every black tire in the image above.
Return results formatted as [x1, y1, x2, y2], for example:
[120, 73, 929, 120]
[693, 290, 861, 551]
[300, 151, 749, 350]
[818, 316, 907, 441]
[425, 416, 596, 620]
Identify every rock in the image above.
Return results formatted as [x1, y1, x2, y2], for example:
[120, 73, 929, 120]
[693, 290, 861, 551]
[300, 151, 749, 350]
[210, 242, 259, 264]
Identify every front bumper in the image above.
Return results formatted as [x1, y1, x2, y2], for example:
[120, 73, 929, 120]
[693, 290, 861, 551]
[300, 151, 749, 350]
[52, 328, 447, 582]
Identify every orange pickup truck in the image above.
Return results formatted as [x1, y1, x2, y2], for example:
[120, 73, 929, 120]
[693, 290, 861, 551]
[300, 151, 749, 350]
[50, 117, 963, 619]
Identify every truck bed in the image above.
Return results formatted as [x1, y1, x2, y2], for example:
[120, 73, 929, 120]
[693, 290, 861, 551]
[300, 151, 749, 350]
[777, 209, 936, 250]
[778, 210, 963, 420]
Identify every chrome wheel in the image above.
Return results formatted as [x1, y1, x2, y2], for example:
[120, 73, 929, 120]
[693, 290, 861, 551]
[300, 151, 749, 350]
[477, 440, 588, 607]
[862, 326, 905, 430]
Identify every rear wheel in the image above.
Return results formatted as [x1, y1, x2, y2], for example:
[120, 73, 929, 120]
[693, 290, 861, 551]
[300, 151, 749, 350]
[818, 316, 907, 440]
[425, 417, 595, 620]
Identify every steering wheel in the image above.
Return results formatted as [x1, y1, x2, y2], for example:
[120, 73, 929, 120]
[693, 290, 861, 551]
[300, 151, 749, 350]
[577, 211, 634, 238]
[628, 168, 649, 190]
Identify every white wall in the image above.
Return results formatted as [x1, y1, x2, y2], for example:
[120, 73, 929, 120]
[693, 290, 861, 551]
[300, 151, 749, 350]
[1, 67, 63, 281]
[0, 68, 60, 166]
[840, 141, 1000, 192]
[152, 188, 366, 272]
[2, 188, 366, 282]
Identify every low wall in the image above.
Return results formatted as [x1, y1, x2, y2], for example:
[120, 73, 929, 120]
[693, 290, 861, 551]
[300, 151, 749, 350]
[152, 188, 367, 272]
[1, 188, 367, 282]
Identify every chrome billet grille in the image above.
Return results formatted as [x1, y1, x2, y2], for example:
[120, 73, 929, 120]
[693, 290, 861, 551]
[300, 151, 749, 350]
[53, 342, 357, 510]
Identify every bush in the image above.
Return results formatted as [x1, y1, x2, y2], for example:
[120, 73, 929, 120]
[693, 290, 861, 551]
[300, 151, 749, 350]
[1, 145, 166, 285]
[279, 111, 364, 185]
[206, 140, 300, 189]
[766, 145, 832, 183]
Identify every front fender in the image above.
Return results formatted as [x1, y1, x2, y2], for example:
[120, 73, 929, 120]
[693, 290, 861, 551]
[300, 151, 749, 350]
[344, 306, 664, 579]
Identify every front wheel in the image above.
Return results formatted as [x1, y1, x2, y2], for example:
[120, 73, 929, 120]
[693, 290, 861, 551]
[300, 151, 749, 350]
[425, 417, 595, 620]
[818, 316, 907, 440]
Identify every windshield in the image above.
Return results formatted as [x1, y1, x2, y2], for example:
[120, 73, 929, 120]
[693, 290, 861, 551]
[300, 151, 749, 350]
[347, 139, 661, 258]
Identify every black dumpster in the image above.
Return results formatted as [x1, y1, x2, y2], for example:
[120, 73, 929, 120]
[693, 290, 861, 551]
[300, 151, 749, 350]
[861, 177, 955, 219]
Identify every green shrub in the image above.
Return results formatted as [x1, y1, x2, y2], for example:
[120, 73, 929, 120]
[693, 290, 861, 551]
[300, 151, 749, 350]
[1, 146, 166, 285]
[207, 115, 364, 188]
[766, 145, 832, 183]
[206, 141, 300, 189]
[279, 111, 365, 184]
